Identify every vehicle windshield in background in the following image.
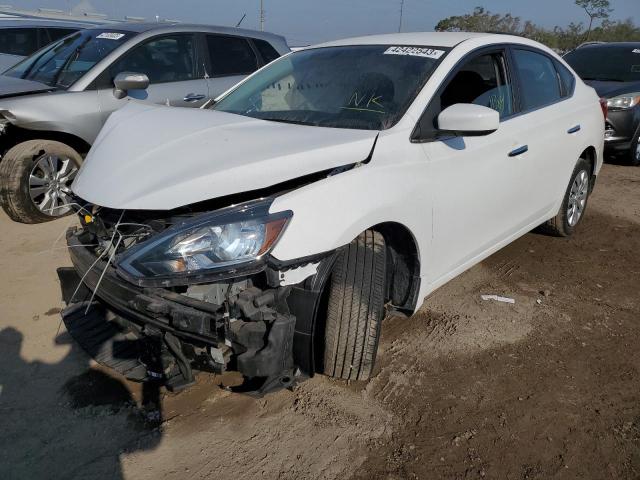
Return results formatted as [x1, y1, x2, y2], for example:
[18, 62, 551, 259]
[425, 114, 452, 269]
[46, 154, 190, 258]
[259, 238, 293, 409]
[564, 45, 640, 82]
[4, 29, 133, 89]
[213, 45, 449, 130]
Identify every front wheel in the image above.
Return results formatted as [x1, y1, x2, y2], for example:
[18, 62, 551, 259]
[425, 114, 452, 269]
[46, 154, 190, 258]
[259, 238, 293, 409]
[322, 230, 387, 381]
[629, 135, 640, 167]
[541, 157, 592, 237]
[0, 140, 82, 224]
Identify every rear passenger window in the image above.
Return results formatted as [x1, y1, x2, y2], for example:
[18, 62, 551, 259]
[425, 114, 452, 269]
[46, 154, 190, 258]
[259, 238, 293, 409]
[253, 38, 280, 64]
[513, 49, 562, 111]
[440, 52, 514, 119]
[554, 60, 576, 98]
[0, 28, 38, 56]
[206, 35, 258, 76]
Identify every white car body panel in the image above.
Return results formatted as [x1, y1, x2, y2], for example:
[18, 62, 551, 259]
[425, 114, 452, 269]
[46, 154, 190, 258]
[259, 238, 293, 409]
[72, 102, 378, 210]
[74, 32, 605, 312]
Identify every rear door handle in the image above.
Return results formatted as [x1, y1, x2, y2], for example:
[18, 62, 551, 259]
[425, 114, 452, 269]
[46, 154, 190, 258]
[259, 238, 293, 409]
[567, 125, 581, 134]
[508, 145, 528, 157]
[183, 93, 206, 102]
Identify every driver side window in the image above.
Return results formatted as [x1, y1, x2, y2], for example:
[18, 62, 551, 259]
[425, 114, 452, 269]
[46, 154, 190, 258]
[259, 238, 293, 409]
[108, 34, 198, 85]
[440, 52, 514, 120]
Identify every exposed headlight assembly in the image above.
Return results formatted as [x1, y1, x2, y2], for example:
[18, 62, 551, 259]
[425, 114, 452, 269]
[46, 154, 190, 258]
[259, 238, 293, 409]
[606, 93, 640, 110]
[117, 200, 291, 287]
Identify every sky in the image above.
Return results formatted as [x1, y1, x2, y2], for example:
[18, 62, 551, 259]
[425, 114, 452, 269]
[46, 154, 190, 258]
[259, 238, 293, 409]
[10, 0, 640, 45]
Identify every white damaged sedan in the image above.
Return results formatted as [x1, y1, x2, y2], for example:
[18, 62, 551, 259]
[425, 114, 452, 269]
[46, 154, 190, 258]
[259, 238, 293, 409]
[61, 32, 605, 393]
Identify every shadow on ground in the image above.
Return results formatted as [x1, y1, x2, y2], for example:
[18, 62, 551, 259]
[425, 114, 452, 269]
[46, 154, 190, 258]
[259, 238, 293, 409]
[0, 326, 162, 479]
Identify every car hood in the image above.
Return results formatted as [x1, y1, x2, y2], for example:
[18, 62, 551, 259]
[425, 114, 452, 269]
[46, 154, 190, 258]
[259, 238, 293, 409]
[583, 79, 640, 98]
[72, 102, 379, 210]
[0, 75, 53, 99]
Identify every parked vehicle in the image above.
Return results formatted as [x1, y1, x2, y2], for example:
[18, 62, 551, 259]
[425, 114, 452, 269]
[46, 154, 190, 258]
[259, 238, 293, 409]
[564, 42, 640, 165]
[0, 23, 289, 224]
[59, 32, 604, 394]
[0, 17, 95, 71]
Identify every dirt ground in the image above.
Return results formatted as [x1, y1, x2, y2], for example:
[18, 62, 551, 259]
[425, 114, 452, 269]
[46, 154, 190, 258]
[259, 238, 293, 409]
[1, 162, 639, 480]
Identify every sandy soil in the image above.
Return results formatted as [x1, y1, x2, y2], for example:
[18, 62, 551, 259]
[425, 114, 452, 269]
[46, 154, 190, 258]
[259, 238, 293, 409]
[1, 163, 639, 479]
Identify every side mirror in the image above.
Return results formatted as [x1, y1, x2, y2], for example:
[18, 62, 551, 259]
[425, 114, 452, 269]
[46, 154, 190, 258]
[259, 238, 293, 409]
[113, 72, 149, 99]
[437, 104, 499, 137]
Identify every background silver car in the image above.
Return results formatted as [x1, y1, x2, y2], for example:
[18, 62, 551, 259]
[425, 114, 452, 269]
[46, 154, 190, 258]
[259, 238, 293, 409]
[0, 22, 289, 223]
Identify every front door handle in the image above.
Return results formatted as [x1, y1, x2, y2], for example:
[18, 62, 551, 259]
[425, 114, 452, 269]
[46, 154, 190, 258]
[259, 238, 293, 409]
[567, 125, 581, 134]
[183, 93, 206, 102]
[509, 145, 528, 157]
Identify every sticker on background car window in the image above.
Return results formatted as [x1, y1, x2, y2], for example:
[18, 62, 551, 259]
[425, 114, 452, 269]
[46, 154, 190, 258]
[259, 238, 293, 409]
[96, 32, 125, 40]
[383, 46, 445, 59]
[633, 49, 640, 54]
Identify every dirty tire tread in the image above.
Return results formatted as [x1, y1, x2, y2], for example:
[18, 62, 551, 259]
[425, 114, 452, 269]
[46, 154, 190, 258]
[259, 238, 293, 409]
[323, 230, 386, 381]
[540, 157, 591, 237]
[0, 140, 82, 224]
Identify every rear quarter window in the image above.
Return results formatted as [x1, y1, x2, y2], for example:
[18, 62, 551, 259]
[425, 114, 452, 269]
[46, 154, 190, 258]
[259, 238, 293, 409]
[555, 60, 576, 97]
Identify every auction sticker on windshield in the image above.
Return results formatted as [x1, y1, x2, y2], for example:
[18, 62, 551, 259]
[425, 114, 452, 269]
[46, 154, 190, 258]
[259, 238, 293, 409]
[96, 32, 125, 40]
[384, 46, 445, 59]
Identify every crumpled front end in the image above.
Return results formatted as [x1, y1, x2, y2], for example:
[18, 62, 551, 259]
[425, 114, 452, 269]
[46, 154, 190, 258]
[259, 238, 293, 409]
[59, 201, 335, 394]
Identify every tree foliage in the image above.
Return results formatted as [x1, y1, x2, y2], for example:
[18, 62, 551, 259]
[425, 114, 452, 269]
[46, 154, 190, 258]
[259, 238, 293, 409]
[434, 5, 640, 52]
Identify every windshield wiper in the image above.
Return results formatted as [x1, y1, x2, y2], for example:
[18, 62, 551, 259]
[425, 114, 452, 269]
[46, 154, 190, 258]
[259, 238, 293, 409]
[261, 117, 315, 126]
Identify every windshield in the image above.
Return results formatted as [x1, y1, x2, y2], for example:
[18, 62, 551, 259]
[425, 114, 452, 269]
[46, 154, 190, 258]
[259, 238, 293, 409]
[4, 29, 133, 89]
[213, 45, 448, 130]
[564, 46, 640, 83]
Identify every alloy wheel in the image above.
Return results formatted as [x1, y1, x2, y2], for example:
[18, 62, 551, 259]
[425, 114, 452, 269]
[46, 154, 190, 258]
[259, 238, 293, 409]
[29, 154, 78, 216]
[567, 169, 589, 227]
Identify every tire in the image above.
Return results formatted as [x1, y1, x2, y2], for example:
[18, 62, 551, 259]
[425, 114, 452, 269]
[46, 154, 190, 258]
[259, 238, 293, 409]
[0, 140, 82, 224]
[322, 230, 387, 381]
[541, 157, 592, 237]
[629, 135, 640, 167]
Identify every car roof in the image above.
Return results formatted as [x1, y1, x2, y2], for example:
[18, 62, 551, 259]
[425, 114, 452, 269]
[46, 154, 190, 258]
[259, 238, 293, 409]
[314, 32, 494, 48]
[0, 16, 98, 29]
[85, 22, 287, 43]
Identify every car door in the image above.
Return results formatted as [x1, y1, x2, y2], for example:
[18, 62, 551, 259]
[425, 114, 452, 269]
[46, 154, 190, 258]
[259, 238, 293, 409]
[417, 47, 537, 283]
[203, 34, 261, 99]
[509, 47, 579, 213]
[96, 33, 209, 119]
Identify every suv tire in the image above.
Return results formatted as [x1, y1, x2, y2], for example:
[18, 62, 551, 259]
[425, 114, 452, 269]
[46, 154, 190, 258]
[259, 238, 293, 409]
[322, 230, 387, 381]
[0, 140, 82, 224]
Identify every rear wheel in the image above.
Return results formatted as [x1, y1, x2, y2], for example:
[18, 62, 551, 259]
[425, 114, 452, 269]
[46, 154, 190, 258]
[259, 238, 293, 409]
[0, 140, 81, 224]
[322, 230, 387, 381]
[541, 157, 591, 237]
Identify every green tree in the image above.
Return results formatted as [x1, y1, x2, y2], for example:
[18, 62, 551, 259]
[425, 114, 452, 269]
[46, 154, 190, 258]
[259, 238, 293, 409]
[575, 0, 612, 40]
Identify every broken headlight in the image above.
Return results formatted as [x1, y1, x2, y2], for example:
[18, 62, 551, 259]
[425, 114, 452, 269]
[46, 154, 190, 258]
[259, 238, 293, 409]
[117, 200, 291, 286]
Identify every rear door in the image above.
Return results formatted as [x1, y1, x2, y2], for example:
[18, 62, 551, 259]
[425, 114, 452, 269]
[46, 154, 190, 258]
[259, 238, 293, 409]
[510, 47, 581, 211]
[203, 34, 262, 98]
[97, 32, 209, 118]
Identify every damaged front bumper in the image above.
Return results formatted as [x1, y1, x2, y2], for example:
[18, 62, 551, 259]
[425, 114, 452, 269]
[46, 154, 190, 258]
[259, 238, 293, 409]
[60, 226, 335, 394]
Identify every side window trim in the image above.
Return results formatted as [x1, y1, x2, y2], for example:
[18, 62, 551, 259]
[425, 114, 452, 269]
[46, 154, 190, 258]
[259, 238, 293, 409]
[509, 45, 571, 117]
[411, 44, 514, 143]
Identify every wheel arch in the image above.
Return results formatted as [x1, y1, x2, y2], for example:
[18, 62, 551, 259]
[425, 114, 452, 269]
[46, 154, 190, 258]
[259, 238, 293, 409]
[369, 221, 421, 313]
[0, 125, 91, 159]
[580, 145, 597, 192]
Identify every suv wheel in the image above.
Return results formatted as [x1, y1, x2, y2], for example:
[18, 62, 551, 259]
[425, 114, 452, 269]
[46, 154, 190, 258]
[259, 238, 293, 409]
[0, 140, 82, 224]
[322, 230, 387, 381]
[541, 157, 592, 237]
[630, 135, 640, 167]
